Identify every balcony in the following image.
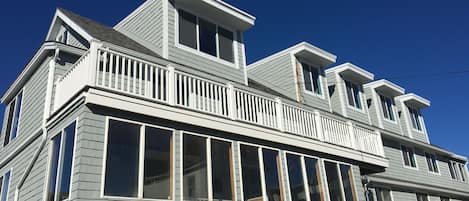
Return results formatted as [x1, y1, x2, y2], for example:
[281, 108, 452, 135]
[54, 42, 386, 160]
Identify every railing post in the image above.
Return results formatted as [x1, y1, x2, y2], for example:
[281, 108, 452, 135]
[347, 121, 357, 150]
[313, 110, 324, 141]
[275, 98, 284, 132]
[227, 83, 237, 120]
[375, 130, 385, 156]
[167, 65, 175, 105]
[88, 41, 101, 86]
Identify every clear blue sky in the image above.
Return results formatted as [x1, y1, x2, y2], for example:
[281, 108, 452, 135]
[0, 0, 467, 157]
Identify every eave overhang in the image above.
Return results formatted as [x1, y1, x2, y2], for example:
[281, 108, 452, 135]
[396, 93, 430, 109]
[326, 62, 374, 84]
[364, 79, 405, 97]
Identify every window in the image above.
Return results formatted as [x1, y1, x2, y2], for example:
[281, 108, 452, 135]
[302, 63, 322, 95]
[0, 171, 10, 201]
[104, 119, 174, 199]
[408, 107, 422, 131]
[324, 161, 357, 201]
[304, 157, 322, 201]
[178, 10, 235, 63]
[380, 95, 395, 121]
[375, 188, 393, 201]
[416, 194, 429, 201]
[449, 161, 468, 182]
[425, 153, 439, 173]
[286, 154, 306, 201]
[240, 145, 262, 201]
[182, 134, 234, 201]
[345, 80, 362, 109]
[262, 149, 283, 201]
[401, 145, 417, 168]
[3, 91, 23, 146]
[46, 121, 76, 201]
[440, 197, 450, 201]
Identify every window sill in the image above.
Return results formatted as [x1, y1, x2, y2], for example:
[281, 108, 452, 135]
[347, 105, 366, 114]
[303, 89, 326, 100]
[411, 128, 425, 134]
[427, 171, 441, 176]
[175, 43, 237, 69]
[383, 118, 398, 125]
[403, 165, 419, 171]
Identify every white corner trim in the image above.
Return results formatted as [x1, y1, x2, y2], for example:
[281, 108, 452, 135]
[336, 73, 348, 117]
[290, 53, 300, 102]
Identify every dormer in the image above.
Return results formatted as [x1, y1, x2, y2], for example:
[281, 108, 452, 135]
[326, 63, 374, 124]
[115, 0, 256, 85]
[247, 42, 337, 112]
[364, 79, 405, 134]
[395, 93, 431, 143]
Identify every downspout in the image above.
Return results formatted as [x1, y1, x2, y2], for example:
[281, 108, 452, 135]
[14, 48, 58, 201]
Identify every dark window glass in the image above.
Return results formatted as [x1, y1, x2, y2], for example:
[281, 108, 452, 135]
[47, 134, 62, 201]
[198, 18, 217, 57]
[179, 10, 197, 49]
[0, 176, 2, 201]
[345, 80, 361, 109]
[218, 27, 234, 62]
[211, 140, 233, 201]
[104, 120, 140, 197]
[408, 149, 416, 167]
[302, 63, 322, 95]
[380, 95, 394, 121]
[3, 99, 16, 147]
[286, 154, 306, 201]
[263, 149, 282, 201]
[376, 188, 392, 201]
[416, 194, 429, 201]
[325, 162, 343, 201]
[440, 197, 450, 201]
[303, 64, 313, 92]
[409, 107, 422, 131]
[304, 158, 322, 201]
[240, 145, 262, 201]
[449, 162, 457, 179]
[144, 127, 172, 199]
[183, 134, 208, 201]
[57, 122, 77, 201]
[401, 146, 410, 166]
[340, 164, 355, 201]
[0, 171, 10, 201]
[10, 92, 22, 140]
[459, 164, 467, 182]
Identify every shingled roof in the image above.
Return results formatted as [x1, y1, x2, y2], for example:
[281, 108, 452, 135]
[58, 8, 159, 57]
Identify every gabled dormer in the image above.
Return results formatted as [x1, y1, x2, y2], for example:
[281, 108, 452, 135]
[395, 93, 431, 143]
[115, 0, 255, 85]
[364, 79, 405, 134]
[247, 42, 337, 112]
[326, 63, 374, 124]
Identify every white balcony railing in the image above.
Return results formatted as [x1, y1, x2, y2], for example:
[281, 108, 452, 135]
[54, 43, 385, 157]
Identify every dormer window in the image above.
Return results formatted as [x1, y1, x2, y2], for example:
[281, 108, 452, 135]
[345, 80, 362, 109]
[178, 10, 235, 63]
[3, 91, 23, 147]
[379, 95, 395, 121]
[408, 107, 422, 131]
[302, 63, 322, 95]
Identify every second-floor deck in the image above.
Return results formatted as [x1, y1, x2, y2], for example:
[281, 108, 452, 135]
[53, 42, 387, 166]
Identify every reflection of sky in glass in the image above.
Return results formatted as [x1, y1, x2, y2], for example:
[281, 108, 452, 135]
[211, 140, 233, 200]
[1, 171, 10, 201]
[263, 149, 281, 201]
[305, 158, 321, 201]
[183, 134, 208, 201]
[325, 162, 343, 201]
[240, 145, 262, 201]
[144, 127, 172, 199]
[286, 154, 306, 201]
[58, 121, 76, 200]
[47, 134, 61, 201]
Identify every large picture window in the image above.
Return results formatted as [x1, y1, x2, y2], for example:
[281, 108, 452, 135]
[324, 161, 357, 201]
[286, 154, 323, 201]
[178, 10, 235, 63]
[344, 80, 362, 109]
[183, 134, 208, 201]
[263, 149, 283, 201]
[302, 63, 322, 95]
[0, 171, 10, 201]
[104, 119, 174, 199]
[46, 121, 77, 201]
[240, 145, 262, 201]
[379, 95, 395, 121]
[3, 91, 23, 147]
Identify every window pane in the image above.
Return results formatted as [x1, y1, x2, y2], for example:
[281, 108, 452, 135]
[211, 140, 233, 201]
[286, 154, 306, 201]
[449, 162, 456, 179]
[263, 149, 282, 201]
[179, 10, 197, 49]
[304, 158, 321, 201]
[432, 157, 439, 173]
[340, 164, 355, 201]
[3, 99, 16, 146]
[0, 172, 10, 201]
[376, 188, 392, 201]
[325, 161, 343, 201]
[0, 176, 2, 201]
[58, 122, 77, 201]
[409, 149, 416, 167]
[144, 127, 172, 199]
[218, 27, 234, 62]
[183, 134, 208, 201]
[240, 145, 262, 201]
[47, 134, 62, 201]
[386, 98, 395, 120]
[380, 96, 389, 119]
[302, 64, 313, 92]
[459, 164, 467, 181]
[353, 84, 361, 109]
[401, 146, 410, 166]
[311, 68, 321, 95]
[198, 18, 217, 57]
[10, 92, 22, 140]
[104, 120, 140, 197]
[345, 81, 355, 107]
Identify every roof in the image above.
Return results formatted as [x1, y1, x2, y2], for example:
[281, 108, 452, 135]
[57, 8, 159, 57]
[364, 79, 405, 97]
[325, 62, 374, 83]
[396, 93, 431, 108]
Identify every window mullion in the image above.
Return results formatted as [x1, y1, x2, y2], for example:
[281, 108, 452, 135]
[196, 17, 200, 51]
[300, 156, 312, 201]
[258, 148, 267, 201]
[138, 125, 145, 198]
[336, 164, 347, 201]
[215, 26, 220, 59]
[207, 138, 213, 201]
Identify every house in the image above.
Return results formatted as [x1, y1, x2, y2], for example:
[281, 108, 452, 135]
[0, 1, 467, 201]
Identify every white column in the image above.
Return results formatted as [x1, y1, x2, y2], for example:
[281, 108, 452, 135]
[347, 121, 357, 150]
[167, 65, 176, 105]
[88, 41, 101, 86]
[275, 98, 284, 132]
[375, 130, 385, 156]
[227, 83, 237, 120]
[313, 110, 323, 141]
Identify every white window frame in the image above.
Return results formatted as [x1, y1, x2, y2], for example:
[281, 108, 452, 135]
[174, 8, 238, 68]
[300, 62, 325, 99]
[408, 107, 424, 133]
[375, 188, 394, 201]
[283, 151, 325, 201]
[449, 161, 468, 183]
[344, 79, 365, 113]
[400, 145, 418, 170]
[379, 94, 397, 123]
[3, 88, 25, 147]
[321, 158, 359, 201]
[101, 116, 176, 200]
[44, 118, 78, 201]
[180, 131, 237, 201]
[424, 153, 440, 175]
[416, 193, 429, 201]
[0, 169, 12, 201]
